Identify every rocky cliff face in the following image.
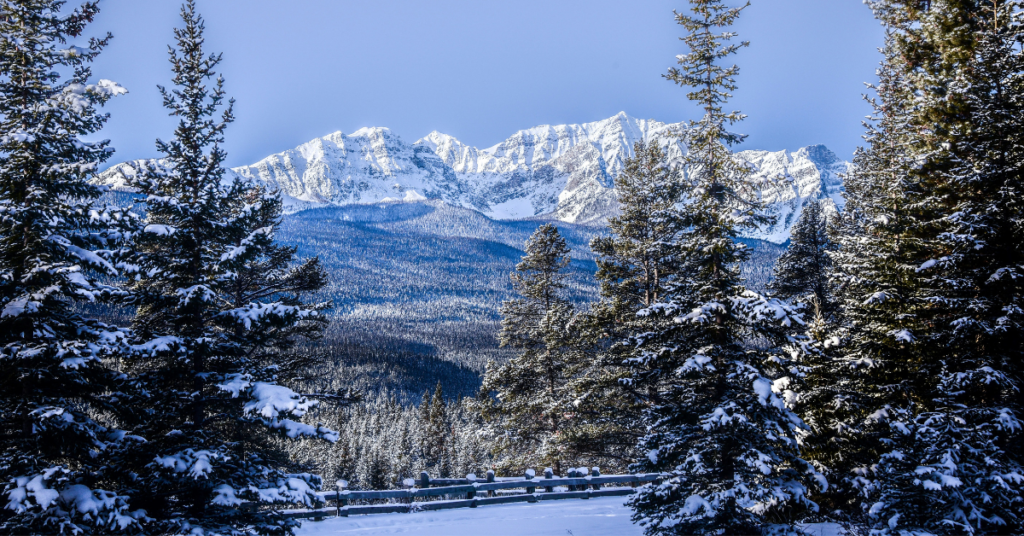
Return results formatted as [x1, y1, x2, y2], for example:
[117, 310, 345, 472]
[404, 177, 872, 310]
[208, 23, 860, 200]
[96, 112, 851, 243]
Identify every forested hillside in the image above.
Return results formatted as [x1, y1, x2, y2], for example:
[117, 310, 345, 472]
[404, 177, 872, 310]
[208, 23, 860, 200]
[274, 199, 787, 401]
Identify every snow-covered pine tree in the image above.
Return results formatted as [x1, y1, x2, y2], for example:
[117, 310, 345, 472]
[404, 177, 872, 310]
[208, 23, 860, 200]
[118, 2, 336, 534]
[627, 2, 823, 535]
[482, 223, 578, 475]
[834, 2, 1024, 534]
[768, 199, 836, 325]
[793, 33, 920, 526]
[567, 140, 685, 472]
[0, 2, 140, 533]
[420, 382, 451, 477]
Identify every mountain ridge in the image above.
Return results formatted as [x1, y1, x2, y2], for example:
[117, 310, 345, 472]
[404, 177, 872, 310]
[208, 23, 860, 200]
[96, 113, 851, 243]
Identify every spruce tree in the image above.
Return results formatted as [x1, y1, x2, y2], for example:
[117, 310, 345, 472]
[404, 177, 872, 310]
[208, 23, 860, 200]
[0, 2, 139, 533]
[858, 2, 1022, 534]
[795, 31, 924, 526]
[822, 2, 1024, 533]
[769, 199, 836, 324]
[118, 3, 335, 534]
[627, 2, 823, 535]
[482, 223, 577, 474]
[419, 382, 451, 476]
[568, 140, 685, 472]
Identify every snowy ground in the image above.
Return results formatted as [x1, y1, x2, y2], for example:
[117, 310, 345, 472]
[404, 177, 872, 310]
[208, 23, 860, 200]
[295, 496, 844, 536]
[295, 496, 641, 536]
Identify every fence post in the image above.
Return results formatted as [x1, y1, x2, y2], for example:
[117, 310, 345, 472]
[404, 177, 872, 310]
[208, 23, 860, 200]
[525, 468, 536, 494]
[336, 479, 348, 517]
[466, 473, 476, 500]
[543, 467, 553, 493]
[568, 468, 578, 491]
[419, 471, 430, 489]
[591, 467, 601, 490]
[486, 469, 495, 498]
[402, 478, 416, 507]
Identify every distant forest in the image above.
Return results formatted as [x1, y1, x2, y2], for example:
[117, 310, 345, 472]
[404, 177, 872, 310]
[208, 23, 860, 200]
[277, 201, 785, 402]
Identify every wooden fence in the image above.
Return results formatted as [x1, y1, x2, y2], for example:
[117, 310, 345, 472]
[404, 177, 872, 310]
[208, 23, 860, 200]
[283, 468, 665, 520]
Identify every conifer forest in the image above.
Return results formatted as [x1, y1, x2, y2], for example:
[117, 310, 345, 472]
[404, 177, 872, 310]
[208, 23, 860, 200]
[1, 0, 1023, 535]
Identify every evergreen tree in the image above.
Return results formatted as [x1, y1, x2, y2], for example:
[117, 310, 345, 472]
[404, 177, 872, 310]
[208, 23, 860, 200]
[0, 2, 139, 533]
[420, 382, 450, 476]
[627, 2, 823, 535]
[568, 140, 686, 472]
[118, 3, 335, 534]
[828, 2, 1024, 534]
[482, 224, 577, 474]
[769, 199, 836, 324]
[796, 31, 921, 526]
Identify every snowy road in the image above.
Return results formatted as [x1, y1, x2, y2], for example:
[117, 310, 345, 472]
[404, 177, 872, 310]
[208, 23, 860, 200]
[295, 496, 643, 536]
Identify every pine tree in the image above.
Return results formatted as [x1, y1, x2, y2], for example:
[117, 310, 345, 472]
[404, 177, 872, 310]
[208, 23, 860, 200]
[627, 2, 823, 535]
[118, 3, 336, 534]
[420, 382, 450, 476]
[819, 2, 1024, 533]
[795, 31, 921, 526]
[769, 199, 836, 324]
[482, 223, 578, 474]
[567, 140, 686, 472]
[0, 2, 139, 533]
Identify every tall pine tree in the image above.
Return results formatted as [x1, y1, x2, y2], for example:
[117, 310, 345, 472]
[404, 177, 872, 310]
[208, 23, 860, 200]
[568, 140, 685, 472]
[482, 223, 578, 474]
[796, 30, 923, 527]
[118, 3, 335, 534]
[627, 2, 823, 535]
[829, 2, 1024, 534]
[0, 2, 139, 533]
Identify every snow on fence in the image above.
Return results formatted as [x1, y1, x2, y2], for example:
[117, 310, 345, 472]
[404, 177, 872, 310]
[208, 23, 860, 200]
[283, 468, 666, 520]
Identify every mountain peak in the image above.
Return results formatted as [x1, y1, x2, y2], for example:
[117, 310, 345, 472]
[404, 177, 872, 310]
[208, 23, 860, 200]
[415, 130, 462, 151]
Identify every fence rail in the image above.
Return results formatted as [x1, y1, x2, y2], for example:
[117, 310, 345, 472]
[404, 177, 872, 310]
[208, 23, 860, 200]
[284, 468, 666, 520]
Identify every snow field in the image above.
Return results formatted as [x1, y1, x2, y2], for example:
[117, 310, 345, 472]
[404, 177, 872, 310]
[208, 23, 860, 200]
[295, 495, 642, 536]
[295, 495, 846, 536]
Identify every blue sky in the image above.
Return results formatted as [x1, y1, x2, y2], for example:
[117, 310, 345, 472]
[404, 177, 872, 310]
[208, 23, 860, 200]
[87, 0, 884, 168]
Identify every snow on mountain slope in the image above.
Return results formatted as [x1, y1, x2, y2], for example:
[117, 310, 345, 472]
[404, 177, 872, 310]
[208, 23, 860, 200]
[231, 127, 470, 211]
[419, 113, 686, 222]
[738, 144, 852, 243]
[94, 113, 850, 243]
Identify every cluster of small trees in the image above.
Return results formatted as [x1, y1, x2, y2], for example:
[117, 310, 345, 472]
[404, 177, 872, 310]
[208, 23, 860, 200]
[481, 1, 1023, 535]
[0, 2, 340, 534]
[287, 386, 492, 491]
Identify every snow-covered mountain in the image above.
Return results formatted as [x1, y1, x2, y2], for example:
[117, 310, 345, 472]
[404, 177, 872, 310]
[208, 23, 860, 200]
[737, 144, 849, 243]
[96, 113, 851, 243]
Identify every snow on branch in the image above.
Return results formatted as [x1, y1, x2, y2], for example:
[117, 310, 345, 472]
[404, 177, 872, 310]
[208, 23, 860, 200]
[220, 226, 272, 262]
[220, 302, 316, 330]
[153, 449, 222, 479]
[243, 383, 316, 419]
[55, 80, 127, 113]
[267, 418, 339, 442]
[731, 291, 805, 328]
